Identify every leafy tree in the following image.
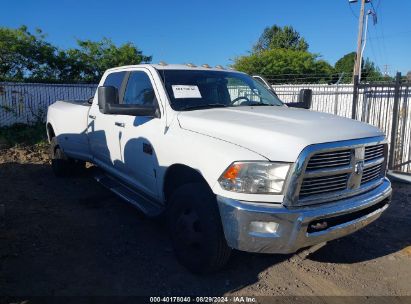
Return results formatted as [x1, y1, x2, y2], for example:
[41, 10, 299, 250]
[334, 52, 356, 83]
[0, 26, 151, 83]
[253, 25, 309, 53]
[361, 58, 384, 81]
[334, 52, 384, 83]
[234, 24, 333, 84]
[334, 52, 355, 75]
[0, 26, 58, 82]
[63, 38, 152, 83]
[232, 48, 334, 84]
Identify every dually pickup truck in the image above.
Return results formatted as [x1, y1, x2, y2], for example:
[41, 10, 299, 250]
[47, 64, 392, 273]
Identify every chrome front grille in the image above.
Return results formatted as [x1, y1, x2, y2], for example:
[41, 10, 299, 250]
[365, 144, 384, 162]
[306, 149, 351, 170]
[300, 173, 349, 198]
[284, 137, 388, 207]
[361, 163, 383, 185]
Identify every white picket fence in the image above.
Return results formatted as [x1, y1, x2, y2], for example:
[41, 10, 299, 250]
[272, 84, 356, 118]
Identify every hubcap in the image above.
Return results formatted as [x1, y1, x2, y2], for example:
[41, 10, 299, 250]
[175, 207, 202, 249]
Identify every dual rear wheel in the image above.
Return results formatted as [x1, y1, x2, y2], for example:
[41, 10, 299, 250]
[50, 137, 85, 177]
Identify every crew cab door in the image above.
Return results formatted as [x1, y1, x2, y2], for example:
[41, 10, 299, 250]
[112, 69, 162, 199]
[88, 71, 127, 167]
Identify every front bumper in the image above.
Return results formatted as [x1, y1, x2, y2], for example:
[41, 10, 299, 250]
[217, 178, 392, 254]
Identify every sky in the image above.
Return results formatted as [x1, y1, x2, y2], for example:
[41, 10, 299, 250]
[1, 0, 410, 76]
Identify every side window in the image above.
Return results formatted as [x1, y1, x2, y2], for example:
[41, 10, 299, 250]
[123, 72, 156, 105]
[227, 77, 260, 102]
[103, 71, 126, 91]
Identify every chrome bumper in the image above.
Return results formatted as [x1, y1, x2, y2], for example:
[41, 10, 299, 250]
[217, 178, 392, 254]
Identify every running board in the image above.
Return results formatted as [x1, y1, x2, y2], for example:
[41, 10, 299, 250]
[93, 171, 164, 217]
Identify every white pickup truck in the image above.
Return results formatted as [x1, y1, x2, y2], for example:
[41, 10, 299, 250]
[46, 64, 392, 273]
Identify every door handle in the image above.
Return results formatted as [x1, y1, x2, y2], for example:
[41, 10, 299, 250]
[88, 114, 96, 119]
[143, 143, 153, 155]
[115, 122, 125, 128]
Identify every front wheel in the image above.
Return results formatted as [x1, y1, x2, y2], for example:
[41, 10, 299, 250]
[168, 183, 231, 274]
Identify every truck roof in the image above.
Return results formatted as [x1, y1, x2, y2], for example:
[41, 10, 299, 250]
[106, 64, 242, 73]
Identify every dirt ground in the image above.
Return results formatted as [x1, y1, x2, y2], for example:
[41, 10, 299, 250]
[0, 144, 410, 297]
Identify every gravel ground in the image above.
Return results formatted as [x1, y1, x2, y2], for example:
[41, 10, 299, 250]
[0, 145, 410, 297]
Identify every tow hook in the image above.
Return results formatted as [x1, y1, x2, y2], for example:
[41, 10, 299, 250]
[310, 221, 328, 231]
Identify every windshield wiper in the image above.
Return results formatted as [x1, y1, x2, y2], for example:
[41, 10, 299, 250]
[179, 103, 229, 111]
[242, 102, 274, 106]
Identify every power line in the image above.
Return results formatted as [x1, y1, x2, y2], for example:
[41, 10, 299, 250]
[258, 73, 342, 76]
[368, 30, 411, 40]
[370, 1, 377, 14]
[374, 0, 389, 71]
[365, 0, 386, 74]
[375, 0, 381, 11]
[367, 26, 380, 69]
[348, 1, 359, 19]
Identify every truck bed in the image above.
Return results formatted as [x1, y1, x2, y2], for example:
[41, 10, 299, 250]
[47, 100, 92, 160]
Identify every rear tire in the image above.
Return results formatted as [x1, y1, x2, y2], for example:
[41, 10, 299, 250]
[168, 183, 231, 274]
[50, 137, 85, 177]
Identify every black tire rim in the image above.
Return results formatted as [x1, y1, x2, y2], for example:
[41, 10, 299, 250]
[174, 206, 203, 251]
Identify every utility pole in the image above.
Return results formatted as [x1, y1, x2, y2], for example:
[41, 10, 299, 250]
[358, 9, 376, 82]
[353, 0, 367, 82]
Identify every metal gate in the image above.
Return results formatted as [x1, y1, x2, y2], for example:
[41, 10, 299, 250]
[352, 73, 411, 174]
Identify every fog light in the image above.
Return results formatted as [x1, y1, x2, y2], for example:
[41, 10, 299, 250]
[250, 221, 279, 234]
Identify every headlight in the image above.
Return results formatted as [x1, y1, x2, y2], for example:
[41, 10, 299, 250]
[218, 162, 291, 194]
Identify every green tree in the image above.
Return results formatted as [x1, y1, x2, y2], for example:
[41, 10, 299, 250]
[334, 52, 384, 83]
[334, 52, 355, 83]
[232, 48, 334, 84]
[0, 26, 151, 83]
[233, 24, 334, 83]
[63, 38, 152, 83]
[253, 25, 309, 53]
[0, 26, 58, 81]
[362, 58, 385, 81]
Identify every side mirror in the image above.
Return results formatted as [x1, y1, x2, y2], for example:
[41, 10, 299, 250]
[287, 89, 312, 109]
[98, 86, 118, 113]
[97, 86, 158, 117]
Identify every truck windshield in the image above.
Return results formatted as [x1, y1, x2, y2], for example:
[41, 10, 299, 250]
[158, 70, 283, 111]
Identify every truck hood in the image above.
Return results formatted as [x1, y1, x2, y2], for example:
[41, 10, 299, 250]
[177, 106, 384, 162]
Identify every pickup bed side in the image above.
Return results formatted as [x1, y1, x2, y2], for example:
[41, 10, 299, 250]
[47, 100, 92, 161]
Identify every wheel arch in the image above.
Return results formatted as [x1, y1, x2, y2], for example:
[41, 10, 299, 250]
[163, 164, 212, 204]
[46, 122, 56, 142]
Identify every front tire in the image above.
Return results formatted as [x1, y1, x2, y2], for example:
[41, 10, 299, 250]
[168, 183, 231, 274]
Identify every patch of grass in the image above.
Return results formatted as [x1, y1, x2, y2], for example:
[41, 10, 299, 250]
[0, 123, 48, 146]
